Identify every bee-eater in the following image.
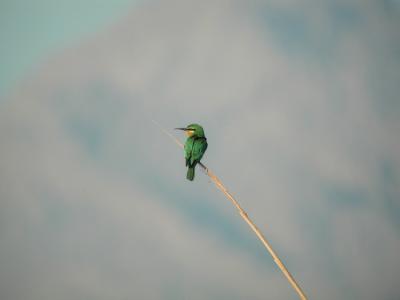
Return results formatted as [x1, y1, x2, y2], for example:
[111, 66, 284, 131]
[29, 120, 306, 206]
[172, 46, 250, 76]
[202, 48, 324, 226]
[175, 124, 208, 181]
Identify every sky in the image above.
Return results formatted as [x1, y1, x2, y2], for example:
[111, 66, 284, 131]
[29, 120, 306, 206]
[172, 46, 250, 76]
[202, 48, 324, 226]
[0, 0, 143, 97]
[1, 0, 400, 299]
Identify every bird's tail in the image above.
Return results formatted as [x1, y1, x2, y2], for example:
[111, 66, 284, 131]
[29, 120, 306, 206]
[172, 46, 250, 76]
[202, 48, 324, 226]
[186, 166, 195, 181]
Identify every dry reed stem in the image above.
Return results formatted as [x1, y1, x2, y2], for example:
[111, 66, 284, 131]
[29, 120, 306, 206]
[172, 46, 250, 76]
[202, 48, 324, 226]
[152, 120, 307, 300]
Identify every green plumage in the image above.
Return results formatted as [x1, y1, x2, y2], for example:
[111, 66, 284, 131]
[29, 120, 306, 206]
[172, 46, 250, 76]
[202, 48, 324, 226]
[176, 124, 208, 181]
[186, 166, 195, 181]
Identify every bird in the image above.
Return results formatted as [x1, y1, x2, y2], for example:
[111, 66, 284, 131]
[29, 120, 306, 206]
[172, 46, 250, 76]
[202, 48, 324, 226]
[175, 124, 208, 181]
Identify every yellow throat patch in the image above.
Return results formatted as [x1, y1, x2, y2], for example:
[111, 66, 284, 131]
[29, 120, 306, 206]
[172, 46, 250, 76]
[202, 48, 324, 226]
[186, 130, 195, 137]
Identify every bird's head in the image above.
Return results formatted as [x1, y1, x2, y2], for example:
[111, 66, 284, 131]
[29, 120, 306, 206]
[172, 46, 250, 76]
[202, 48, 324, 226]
[175, 124, 205, 138]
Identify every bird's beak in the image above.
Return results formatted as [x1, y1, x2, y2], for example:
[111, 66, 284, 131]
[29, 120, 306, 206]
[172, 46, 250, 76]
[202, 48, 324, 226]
[174, 127, 188, 131]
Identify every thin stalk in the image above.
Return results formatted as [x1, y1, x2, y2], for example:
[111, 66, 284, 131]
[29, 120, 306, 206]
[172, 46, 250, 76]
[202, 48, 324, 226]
[152, 120, 308, 300]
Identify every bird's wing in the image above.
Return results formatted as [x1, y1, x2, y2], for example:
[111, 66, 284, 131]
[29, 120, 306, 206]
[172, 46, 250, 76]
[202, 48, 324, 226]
[184, 137, 194, 166]
[190, 138, 208, 165]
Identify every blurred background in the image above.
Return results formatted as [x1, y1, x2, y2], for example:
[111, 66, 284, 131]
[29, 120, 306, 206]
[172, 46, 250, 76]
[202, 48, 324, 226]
[1, 0, 400, 299]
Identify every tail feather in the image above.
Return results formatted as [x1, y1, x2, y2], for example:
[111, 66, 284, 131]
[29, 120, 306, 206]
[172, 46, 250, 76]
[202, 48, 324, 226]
[186, 166, 195, 181]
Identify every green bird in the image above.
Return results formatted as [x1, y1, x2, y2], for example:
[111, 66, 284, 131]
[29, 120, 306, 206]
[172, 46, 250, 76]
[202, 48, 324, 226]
[175, 124, 208, 181]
